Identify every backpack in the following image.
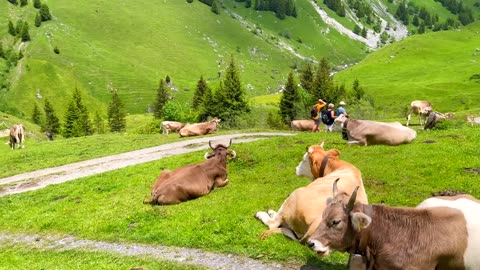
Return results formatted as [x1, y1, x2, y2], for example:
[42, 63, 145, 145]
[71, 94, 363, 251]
[321, 109, 329, 124]
[310, 105, 318, 119]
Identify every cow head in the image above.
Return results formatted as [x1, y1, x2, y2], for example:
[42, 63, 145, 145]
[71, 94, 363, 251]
[306, 180, 366, 256]
[295, 142, 341, 180]
[332, 114, 348, 132]
[204, 139, 236, 160]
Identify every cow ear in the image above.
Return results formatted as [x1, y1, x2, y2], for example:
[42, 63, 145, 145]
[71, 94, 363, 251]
[351, 212, 371, 232]
[327, 149, 340, 157]
[307, 146, 313, 154]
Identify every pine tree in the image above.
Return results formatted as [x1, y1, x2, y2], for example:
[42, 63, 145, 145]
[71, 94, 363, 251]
[107, 90, 126, 132]
[279, 71, 300, 124]
[192, 75, 208, 109]
[352, 79, 364, 101]
[199, 83, 214, 122]
[32, 103, 43, 125]
[211, 0, 220, 14]
[43, 98, 60, 140]
[35, 13, 42, 27]
[62, 89, 92, 137]
[0, 42, 4, 59]
[300, 62, 315, 95]
[312, 57, 334, 102]
[152, 79, 170, 119]
[8, 21, 16, 36]
[40, 3, 52, 21]
[20, 22, 31, 42]
[213, 56, 249, 123]
[33, 0, 40, 8]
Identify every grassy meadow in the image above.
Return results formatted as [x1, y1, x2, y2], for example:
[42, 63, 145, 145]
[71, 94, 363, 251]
[1, 120, 480, 269]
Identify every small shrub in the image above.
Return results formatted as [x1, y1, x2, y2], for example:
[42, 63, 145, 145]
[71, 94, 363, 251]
[186, 0, 193, 3]
[53, 46, 60, 54]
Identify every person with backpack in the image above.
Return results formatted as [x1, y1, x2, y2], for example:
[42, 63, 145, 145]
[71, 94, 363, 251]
[325, 103, 337, 132]
[311, 99, 326, 132]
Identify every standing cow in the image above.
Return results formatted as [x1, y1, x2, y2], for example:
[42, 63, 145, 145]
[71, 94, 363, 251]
[179, 117, 220, 137]
[8, 124, 25, 150]
[145, 139, 236, 205]
[406, 100, 432, 127]
[306, 182, 480, 269]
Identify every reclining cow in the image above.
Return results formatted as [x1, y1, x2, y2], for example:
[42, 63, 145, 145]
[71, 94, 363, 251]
[255, 142, 368, 244]
[8, 123, 25, 150]
[290, 120, 315, 131]
[161, 121, 185, 135]
[333, 114, 417, 146]
[145, 139, 236, 205]
[407, 100, 432, 127]
[179, 117, 220, 137]
[306, 183, 480, 269]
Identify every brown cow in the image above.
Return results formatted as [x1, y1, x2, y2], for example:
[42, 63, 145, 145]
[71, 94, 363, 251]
[145, 139, 236, 205]
[290, 119, 315, 131]
[255, 143, 368, 243]
[306, 182, 480, 269]
[333, 114, 417, 146]
[406, 100, 432, 127]
[179, 117, 220, 137]
[161, 121, 185, 135]
[8, 124, 25, 150]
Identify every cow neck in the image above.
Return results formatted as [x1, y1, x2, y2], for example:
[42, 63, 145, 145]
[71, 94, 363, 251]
[349, 204, 374, 269]
[318, 155, 329, 178]
[343, 118, 349, 130]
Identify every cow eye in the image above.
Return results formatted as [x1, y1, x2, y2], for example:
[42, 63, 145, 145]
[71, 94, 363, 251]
[332, 219, 341, 226]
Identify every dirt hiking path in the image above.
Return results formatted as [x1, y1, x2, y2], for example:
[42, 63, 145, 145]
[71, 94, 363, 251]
[0, 132, 295, 197]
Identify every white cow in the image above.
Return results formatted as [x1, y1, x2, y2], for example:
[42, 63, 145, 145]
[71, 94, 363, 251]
[406, 100, 432, 127]
[161, 121, 185, 135]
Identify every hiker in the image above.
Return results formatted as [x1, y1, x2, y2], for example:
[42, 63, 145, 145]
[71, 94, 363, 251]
[311, 99, 326, 132]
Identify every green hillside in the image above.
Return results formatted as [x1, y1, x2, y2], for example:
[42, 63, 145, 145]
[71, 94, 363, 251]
[334, 21, 480, 116]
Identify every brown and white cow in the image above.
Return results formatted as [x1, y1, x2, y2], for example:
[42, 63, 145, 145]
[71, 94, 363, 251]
[407, 100, 432, 127]
[145, 140, 236, 205]
[290, 120, 315, 131]
[161, 121, 185, 135]
[8, 124, 25, 150]
[333, 114, 417, 146]
[255, 143, 368, 243]
[179, 117, 221, 137]
[306, 183, 480, 269]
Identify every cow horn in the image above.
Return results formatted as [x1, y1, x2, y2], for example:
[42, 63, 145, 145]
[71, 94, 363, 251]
[332, 178, 340, 197]
[347, 186, 359, 211]
[209, 140, 214, 150]
[228, 150, 236, 159]
[320, 141, 325, 148]
[227, 138, 232, 148]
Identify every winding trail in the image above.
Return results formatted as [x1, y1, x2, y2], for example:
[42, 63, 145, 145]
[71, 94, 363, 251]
[0, 132, 325, 270]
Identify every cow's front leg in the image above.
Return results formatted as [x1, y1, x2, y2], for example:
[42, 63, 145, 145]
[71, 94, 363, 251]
[214, 177, 229, 188]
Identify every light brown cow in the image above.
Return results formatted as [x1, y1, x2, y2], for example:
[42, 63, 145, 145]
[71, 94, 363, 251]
[145, 140, 236, 205]
[179, 117, 220, 137]
[161, 121, 185, 135]
[8, 124, 25, 150]
[333, 114, 417, 146]
[290, 119, 315, 131]
[406, 100, 432, 127]
[307, 183, 480, 269]
[255, 143, 368, 243]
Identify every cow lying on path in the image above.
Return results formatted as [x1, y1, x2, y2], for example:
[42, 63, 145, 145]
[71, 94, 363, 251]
[179, 117, 220, 137]
[145, 139, 236, 205]
[333, 114, 417, 146]
[307, 184, 480, 269]
[407, 100, 432, 127]
[290, 120, 315, 131]
[8, 124, 25, 150]
[161, 121, 185, 135]
[255, 143, 368, 243]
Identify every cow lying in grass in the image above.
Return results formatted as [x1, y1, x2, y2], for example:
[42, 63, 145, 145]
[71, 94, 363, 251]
[306, 183, 480, 269]
[161, 121, 185, 135]
[146, 140, 236, 205]
[255, 142, 368, 243]
[179, 117, 221, 137]
[290, 120, 315, 131]
[333, 114, 417, 146]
